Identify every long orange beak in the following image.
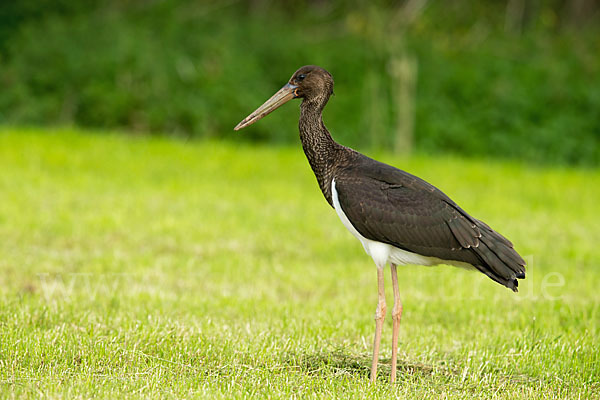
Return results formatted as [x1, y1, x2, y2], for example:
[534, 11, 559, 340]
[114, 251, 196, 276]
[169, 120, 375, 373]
[234, 83, 299, 131]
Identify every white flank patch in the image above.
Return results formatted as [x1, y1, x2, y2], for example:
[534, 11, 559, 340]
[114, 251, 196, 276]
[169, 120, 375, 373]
[331, 179, 474, 270]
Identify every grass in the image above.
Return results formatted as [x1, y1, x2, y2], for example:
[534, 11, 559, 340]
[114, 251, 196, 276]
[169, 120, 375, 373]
[0, 127, 598, 398]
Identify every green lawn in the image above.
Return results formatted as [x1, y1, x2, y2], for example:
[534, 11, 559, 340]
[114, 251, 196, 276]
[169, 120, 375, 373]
[0, 127, 598, 399]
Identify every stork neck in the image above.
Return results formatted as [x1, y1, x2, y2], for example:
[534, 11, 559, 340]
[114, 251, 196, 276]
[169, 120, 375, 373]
[299, 99, 339, 206]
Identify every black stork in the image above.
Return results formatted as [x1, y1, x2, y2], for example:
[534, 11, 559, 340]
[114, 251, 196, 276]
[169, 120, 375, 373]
[234, 65, 526, 383]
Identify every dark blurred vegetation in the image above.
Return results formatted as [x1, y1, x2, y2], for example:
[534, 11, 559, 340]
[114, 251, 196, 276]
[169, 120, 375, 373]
[1, 0, 599, 165]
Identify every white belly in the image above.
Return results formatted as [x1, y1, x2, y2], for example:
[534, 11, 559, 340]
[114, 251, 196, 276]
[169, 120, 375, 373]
[331, 179, 473, 270]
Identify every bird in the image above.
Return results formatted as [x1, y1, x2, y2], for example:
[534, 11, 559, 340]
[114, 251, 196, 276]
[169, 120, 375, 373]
[234, 65, 526, 384]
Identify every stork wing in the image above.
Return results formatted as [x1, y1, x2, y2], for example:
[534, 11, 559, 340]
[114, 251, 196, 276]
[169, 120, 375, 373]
[334, 157, 525, 291]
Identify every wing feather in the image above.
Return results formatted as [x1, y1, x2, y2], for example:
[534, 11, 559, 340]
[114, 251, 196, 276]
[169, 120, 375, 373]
[334, 156, 526, 291]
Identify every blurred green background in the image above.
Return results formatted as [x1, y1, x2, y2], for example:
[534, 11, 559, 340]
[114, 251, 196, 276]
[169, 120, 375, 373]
[1, 0, 599, 165]
[2, 2, 599, 397]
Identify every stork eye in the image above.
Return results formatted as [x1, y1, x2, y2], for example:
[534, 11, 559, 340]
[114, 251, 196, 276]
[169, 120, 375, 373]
[297, 74, 306, 81]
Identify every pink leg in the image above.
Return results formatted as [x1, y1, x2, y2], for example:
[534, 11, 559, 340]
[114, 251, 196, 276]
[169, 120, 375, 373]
[370, 267, 387, 383]
[390, 263, 403, 383]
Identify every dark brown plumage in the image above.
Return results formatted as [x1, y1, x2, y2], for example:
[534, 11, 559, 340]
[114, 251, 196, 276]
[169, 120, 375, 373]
[333, 154, 526, 291]
[235, 65, 526, 383]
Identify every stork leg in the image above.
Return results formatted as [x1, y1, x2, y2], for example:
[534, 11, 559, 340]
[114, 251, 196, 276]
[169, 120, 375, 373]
[390, 263, 403, 384]
[370, 266, 386, 383]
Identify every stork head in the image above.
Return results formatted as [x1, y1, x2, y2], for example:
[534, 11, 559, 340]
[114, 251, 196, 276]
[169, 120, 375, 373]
[234, 65, 334, 131]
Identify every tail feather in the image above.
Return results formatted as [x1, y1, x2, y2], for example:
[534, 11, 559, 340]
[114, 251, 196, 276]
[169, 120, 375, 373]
[472, 263, 518, 291]
[445, 207, 526, 291]
[471, 224, 526, 292]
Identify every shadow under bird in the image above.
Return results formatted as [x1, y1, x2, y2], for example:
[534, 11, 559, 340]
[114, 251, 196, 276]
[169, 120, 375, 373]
[234, 65, 526, 383]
